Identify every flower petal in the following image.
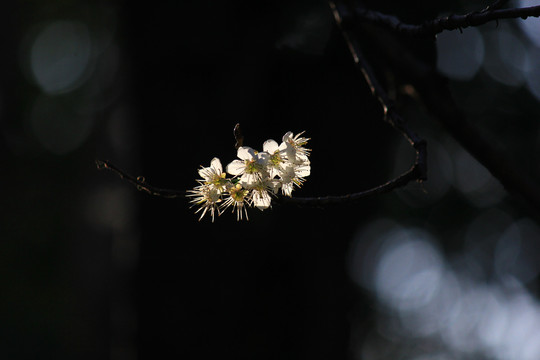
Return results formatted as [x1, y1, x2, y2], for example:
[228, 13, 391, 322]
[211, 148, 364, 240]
[282, 131, 293, 142]
[296, 164, 311, 177]
[283, 142, 296, 161]
[198, 167, 210, 180]
[210, 157, 223, 174]
[240, 173, 260, 188]
[226, 160, 246, 175]
[268, 179, 281, 194]
[253, 190, 271, 210]
[281, 182, 293, 197]
[237, 146, 255, 160]
[263, 139, 279, 153]
[256, 151, 270, 165]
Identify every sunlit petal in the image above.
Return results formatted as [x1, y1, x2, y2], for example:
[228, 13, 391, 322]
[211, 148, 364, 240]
[253, 190, 272, 210]
[296, 164, 311, 177]
[282, 131, 293, 142]
[256, 151, 270, 165]
[263, 139, 279, 153]
[237, 146, 255, 160]
[226, 160, 246, 175]
[210, 157, 223, 174]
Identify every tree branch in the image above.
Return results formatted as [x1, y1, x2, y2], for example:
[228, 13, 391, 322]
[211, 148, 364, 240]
[481, 0, 511, 12]
[281, 1, 427, 206]
[97, 2, 429, 208]
[417, 79, 540, 213]
[100, 1, 540, 211]
[96, 160, 185, 198]
[279, 165, 422, 206]
[352, 2, 540, 37]
[343, 1, 540, 213]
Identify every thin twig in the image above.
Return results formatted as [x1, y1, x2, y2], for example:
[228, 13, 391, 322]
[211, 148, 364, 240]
[96, 160, 185, 198]
[330, 1, 427, 156]
[282, 2, 427, 206]
[347, 0, 540, 213]
[481, 0, 511, 13]
[97, 0, 540, 214]
[280, 166, 421, 206]
[351, 3, 540, 37]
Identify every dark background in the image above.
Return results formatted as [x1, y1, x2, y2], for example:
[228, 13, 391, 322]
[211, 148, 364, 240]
[3, 1, 540, 359]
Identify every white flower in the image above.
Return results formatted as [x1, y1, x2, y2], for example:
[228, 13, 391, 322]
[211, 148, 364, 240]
[251, 183, 272, 210]
[198, 157, 228, 191]
[189, 129, 312, 221]
[282, 131, 310, 165]
[279, 162, 311, 197]
[226, 146, 270, 188]
[263, 139, 288, 178]
[187, 182, 222, 222]
[251, 176, 281, 210]
[221, 183, 250, 221]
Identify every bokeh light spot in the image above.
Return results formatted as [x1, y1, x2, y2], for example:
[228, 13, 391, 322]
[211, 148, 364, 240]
[436, 27, 484, 81]
[348, 219, 401, 289]
[477, 290, 509, 352]
[30, 20, 92, 94]
[495, 219, 540, 283]
[442, 287, 487, 353]
[524, 46, 540, 102]
[483, 25, 528, 87]
[452, 146, 506, 207]
[373, 230, 443, 311]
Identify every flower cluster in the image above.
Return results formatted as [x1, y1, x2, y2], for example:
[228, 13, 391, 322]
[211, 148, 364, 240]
[188, 131, 311, 221]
